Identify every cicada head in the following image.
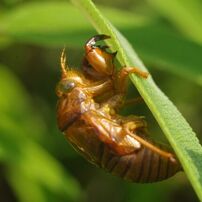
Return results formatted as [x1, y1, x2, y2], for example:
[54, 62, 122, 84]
[56, 49, 89, 97]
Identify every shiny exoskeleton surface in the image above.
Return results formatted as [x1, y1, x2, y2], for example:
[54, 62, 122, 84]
[56, 34, 182, 183]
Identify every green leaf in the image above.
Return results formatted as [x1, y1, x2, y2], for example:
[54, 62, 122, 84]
[147, 0, 202, 44]
[123, 24, 202, 86]
[71, 0, 202, 200]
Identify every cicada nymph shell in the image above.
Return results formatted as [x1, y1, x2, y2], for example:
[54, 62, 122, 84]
[56, 35, 182, 183]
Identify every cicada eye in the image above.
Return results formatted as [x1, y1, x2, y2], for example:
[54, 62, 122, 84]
[58, 80, 76, 93]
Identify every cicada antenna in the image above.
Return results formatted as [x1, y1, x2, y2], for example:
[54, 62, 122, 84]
[60, 47, 69, 78]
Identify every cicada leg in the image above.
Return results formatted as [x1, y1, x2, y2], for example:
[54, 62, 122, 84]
[82, 57, 106, 80]
[83, 34, 116, 77]
[123, 122, 176, 162]
[119, 115, 147, 130]
[116, 67, 149, 94]
[100, 94, 124, 112]
[82, 79, 113, 97]
[100, 94, 144, 115]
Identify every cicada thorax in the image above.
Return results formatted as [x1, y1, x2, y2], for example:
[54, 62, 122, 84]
[56, 85, 98, 132]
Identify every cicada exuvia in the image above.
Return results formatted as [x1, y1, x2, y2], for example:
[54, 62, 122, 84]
[56, 35, 181, 183]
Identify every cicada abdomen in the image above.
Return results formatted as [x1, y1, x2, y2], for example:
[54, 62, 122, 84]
[63, 115, 181, 183]
[99, 141, 181, 183]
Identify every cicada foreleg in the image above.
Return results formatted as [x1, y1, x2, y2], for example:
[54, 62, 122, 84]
[82, 57, 105, 80]
[83, 34, 116, 78]
[83, 79, 113, 97]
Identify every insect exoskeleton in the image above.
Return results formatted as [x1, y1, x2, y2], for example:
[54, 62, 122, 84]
[56, 35, 182, 183]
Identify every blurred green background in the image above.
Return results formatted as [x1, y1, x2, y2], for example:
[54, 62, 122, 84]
[0, 0, 202, 201]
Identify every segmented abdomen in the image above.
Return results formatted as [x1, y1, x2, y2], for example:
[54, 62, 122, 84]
[98, 142, 181, 183]
[65, 122, 181, 183]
